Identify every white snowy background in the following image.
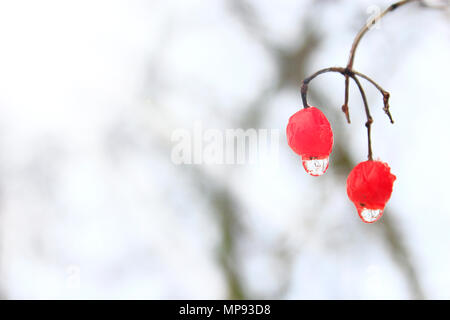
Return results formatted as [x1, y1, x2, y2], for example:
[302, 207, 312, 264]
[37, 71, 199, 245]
[0, 0, 448, 299]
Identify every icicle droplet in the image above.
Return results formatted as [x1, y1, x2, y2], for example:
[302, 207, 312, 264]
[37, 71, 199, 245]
[302, 157, 329, 176]
[359, 208, 383, 223]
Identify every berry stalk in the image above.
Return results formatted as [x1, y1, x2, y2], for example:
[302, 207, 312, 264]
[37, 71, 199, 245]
[299, 0, 425, 160]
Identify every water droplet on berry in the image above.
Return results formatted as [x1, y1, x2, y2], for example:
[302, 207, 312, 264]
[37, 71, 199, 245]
[360, 208, 382, 223]
[302, 157, 329, 176]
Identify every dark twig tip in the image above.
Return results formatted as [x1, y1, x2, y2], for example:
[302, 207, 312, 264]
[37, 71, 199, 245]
[381, 91, 395, 123]
[341, 104, 351, 123]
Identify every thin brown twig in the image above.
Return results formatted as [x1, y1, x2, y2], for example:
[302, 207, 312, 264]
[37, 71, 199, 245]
[300, 0, 424, 160]
[350, 75, 373, 160]
[301, 68, 392, 121]
[352, 71, 394, 123]
[343, 75, 351, 123]
[301, 68, 388, 107]
[343, 0, 419, 124]
[301, 67, 345, 108]
[301, 66, 375, 159]
[345, 0, 419, 130]
[347, 0, 420, 69]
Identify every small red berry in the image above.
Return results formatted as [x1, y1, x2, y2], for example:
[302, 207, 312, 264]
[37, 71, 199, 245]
[286, 106, 333, 176]
[346, 160, 396, 223]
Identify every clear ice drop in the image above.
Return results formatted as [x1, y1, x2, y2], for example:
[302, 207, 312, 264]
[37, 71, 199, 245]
[302, 157, 329, 176]
[360, 208, 383, 223]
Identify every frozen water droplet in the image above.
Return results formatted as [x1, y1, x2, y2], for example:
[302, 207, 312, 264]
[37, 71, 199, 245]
[302, 157, 329, 176]
[360, 208, 383, 223]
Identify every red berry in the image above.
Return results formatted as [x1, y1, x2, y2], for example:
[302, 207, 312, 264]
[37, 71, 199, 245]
[346, 160, 396, 223]
[286, 107, 333, 176]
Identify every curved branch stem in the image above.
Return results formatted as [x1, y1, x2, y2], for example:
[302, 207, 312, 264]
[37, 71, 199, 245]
[300, 67, 375, 160]
[301, 67, 345, 108]
[301, 68, 391, 123]
[347, 0, 419, 69]
[299, 0, 424, 160]
[343, 0, 419, 125]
